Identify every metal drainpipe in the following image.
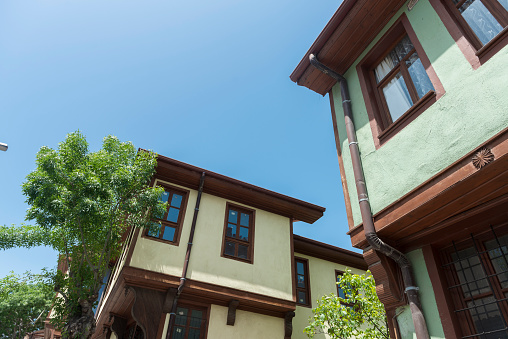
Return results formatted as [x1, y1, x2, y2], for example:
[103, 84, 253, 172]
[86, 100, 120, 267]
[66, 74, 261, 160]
[166, 172, 206, 339]
[309, 54, 430, 339]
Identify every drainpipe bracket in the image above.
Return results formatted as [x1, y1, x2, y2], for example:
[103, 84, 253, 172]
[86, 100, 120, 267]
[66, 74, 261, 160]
[404, 286, 419, 293]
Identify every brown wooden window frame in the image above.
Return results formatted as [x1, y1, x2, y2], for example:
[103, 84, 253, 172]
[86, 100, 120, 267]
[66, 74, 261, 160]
[429, 0, 508, 68]
[357, 13, 445, 149]
[221, 203, 255, 264]
[143, 183, 189, 246]
[295, 257, 312, 308]
[439, 223, 508, 338]
[168, 303, 209, 339]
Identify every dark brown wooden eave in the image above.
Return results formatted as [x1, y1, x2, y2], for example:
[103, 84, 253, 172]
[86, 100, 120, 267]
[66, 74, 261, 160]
[290, 0, 406, 95]
[150, 152, 326, 224]
[293, 234, 367, 270]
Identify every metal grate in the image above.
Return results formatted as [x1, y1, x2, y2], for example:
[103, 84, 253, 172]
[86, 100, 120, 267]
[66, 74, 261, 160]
[443, 225, 508, 339]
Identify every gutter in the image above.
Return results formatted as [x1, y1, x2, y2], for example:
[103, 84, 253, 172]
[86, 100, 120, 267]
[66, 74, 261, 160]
[309, 54, 430, 339]
[166, 172, 206, 338]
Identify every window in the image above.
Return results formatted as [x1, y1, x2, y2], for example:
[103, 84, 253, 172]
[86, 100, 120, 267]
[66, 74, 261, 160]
[145, 184, 188, 245]
[124, 324, 144, 339]
[169, 305, 208, 339]
[295, 257, 311, 307]
[221, 203, 255, 263]
[441, 226, 508, 338]
[357, 14, 444, 148]
[336, 270, 346, 299]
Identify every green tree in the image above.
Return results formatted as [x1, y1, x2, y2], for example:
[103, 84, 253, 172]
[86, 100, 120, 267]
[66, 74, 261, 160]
[304, 269, 388, 339]
[0, 270, 54, 339]
[0, 131, 166, 338]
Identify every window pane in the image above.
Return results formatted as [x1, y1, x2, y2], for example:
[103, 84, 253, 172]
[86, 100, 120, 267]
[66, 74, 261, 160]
[406, 53, 434, 98]
[160, 191, 170, 204]
[226, 223, 237, 238]
[485, 235, 508, 289]
[458, 0, 503, 45]
[297, 261, 305, 275]
[190, 310, 203, 328]
[188, 328, 201, 339]
[338, 287, 345, 299]
[162, 226, 176, 242]
[467, 296, 506, 338]
[225, 241, 236, 256]
[298, 291, 307, 304]
[239, 227, 249, 241]
[240, 213, 250, 227]
[238, 244, 248, 259]
[172, 326, 185, 339]
[451, 247, 490, 297]
[147, 223, 161, 237]
[167, 207, 180, 223]
[228, 209, 238, 224]
[382, 73, 413, 122]
[175, 307, 188, 326]
[297, 274, 305, 288]
[171, 194, 183, 208]
[374, 51, 398, 82]
[393, 35, 414, 61]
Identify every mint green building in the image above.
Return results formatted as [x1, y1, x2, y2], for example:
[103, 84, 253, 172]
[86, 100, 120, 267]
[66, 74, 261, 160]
[291, 0, 508, 337]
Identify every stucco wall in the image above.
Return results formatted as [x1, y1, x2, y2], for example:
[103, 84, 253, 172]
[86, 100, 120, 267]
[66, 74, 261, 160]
[292, 253, 366, 339]
[332, 0, 508, 226]
[129, 179, 294, 300]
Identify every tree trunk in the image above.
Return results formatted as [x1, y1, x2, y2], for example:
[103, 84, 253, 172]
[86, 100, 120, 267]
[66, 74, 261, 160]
[62, 299, 96, 339]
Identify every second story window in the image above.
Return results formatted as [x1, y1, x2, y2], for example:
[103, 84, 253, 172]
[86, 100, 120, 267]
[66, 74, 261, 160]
[336, 270, 346, 299]
[145, 184, 188, 245]
[221, 204, 255, 263]
[374, 35, 434, 124]
[295, 257, 311, 307]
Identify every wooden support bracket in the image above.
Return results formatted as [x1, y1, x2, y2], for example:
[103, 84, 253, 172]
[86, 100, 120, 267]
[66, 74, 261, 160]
[284, 311, 295, 339]
[108, 314, 127, 339]
[227, 299, 240, 326]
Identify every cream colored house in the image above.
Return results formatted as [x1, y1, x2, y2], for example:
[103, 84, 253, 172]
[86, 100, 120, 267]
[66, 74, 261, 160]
[93, 155, 366, 339]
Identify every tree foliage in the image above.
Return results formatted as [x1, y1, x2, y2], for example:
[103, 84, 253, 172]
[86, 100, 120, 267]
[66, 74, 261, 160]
[0, 131, 167, 338]
[0, 270, 54, 339]
[304, 269, 389, 339]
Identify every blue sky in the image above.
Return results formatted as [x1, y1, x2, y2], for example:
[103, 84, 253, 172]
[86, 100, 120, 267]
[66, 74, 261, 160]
[0, 0, 354, 278]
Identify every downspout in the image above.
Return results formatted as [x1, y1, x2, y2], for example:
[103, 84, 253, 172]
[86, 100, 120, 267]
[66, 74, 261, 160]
[309, 54, 430, 339]
[166, 172, 206, 338]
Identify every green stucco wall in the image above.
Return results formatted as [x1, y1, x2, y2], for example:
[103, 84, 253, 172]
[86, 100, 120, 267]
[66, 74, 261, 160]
[332, 0, 508, 226]
[395, 249, 445, 339]
[292, 253, 366, 339]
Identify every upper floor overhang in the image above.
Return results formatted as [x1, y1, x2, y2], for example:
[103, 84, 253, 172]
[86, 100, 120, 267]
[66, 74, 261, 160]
[151, 153, 326, 224]
[290, 0, 406, 95]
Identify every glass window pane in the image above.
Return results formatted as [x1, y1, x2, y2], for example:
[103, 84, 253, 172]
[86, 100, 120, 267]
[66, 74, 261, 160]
[226, 223, 237, 238]
[459, 0, 503, 45]
[485, 235, 508, 289]
[240, 213, 250, 227]
[393, 35, 414, 60]
[451, 247, 490, 297]
[188, 328, 201, 339]
[225, 241, 236, 256]
[338, 287, 345, 299]
[238, 244, 248, 259]
[228, 209, 238, 224]
[239, 227, 249, 241]
[297, 261, 305, 275]
[167, 207, 180, 223]
[374, 52, 398, 82]
[297, 274, 305, 288]
[190, 310, 203, 328]
[147, 223, 161, 238]
[175, 307, 188, 326]
[298, 291, 307, 304]
[171, 194, 183, 208]
[467, 296, 505, 338]
[160, 191, 170, 204]
[382, 72, 413, 122]
[172, 326, 185, 339]
[162, 226, 176, 242]
[406, 53, 434, 98]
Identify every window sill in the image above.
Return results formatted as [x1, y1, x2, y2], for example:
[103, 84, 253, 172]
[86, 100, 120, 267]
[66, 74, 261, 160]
[475, 26, 508, 62]
[222, 253, 253, 264]
[378, 90, 436, 145]
[141, 232, 180, 246]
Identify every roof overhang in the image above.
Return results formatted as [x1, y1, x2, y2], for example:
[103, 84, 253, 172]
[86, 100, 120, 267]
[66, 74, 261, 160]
[290, 0, 406, 95]
[153, 153, 326, 224]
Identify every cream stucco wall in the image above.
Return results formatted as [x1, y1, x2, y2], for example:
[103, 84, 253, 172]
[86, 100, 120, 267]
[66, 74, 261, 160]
[292, 253, 366, 339]
[129, 179, 294, 300]
[207, 304, 285, 339]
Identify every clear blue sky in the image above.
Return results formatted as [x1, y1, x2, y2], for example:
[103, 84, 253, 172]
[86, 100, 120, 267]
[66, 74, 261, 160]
[0, 0, 355, 278]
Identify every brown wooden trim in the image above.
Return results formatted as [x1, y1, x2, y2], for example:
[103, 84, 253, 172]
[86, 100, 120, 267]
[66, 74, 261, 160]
[293, 234, 367, 270]
[220, 203, 255, 264]
[357, 13, 445, 149]
[151, 154, 325, 224]
[329, 90, 354, 230]
[290, 219, 296, 303]
[348, 126, 508, 248]
[422, 245, 461, 339]
[294, 256, 312, 308]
